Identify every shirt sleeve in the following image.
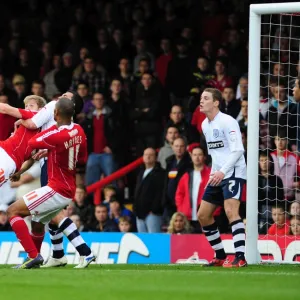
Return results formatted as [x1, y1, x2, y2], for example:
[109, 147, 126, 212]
[18, 109, 36, 120]
[28, 127, 58, 150]
[31, 101, 55, 128]
[224, 117, 244, 152]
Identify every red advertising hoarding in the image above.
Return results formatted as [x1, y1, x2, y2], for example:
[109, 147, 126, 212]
[171, 234, 300, 263]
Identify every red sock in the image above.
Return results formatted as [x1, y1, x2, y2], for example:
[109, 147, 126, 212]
[9, 216, 38, 259]
[31, 232, 45, 253]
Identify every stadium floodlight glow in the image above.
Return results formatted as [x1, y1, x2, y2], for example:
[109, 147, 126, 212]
[247, 2, 300, 265]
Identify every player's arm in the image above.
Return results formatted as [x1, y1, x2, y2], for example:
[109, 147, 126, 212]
[0, 103, 22, 118]
[10, 158, 35, 182]
[220, 120, 244, 176]
[21, 102, 54, 129]
[28, 127, 58, 150]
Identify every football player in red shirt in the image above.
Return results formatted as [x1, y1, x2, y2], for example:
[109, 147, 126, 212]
[0, 95, 46, 193]
[7, 98, 94, 269]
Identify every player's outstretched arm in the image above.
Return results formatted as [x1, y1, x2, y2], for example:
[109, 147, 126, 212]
[10, 158, 35, 182]
[0, 103, 22, 118]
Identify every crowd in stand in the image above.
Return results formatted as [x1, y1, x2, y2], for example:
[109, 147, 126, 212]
[0, 0, 300, 237]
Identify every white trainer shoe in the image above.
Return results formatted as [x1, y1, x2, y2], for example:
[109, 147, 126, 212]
[74, 253, 96, 269]
[41, 256, 68, 268]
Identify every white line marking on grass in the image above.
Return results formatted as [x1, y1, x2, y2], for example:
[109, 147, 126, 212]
[102, 269, 299, 276]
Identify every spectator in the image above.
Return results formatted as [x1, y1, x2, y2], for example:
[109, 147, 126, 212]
[236, 75, 248, 101]
[133, 38, 155, 72]
[109, 196, 135, 225]
[0, 204, 11, 231]
[134, 148, 165, 233]
[191, 106, 206, 135]
[16, 48, 39, 86]
[71, 56, 107, 94]
[175, 145, 211, 232]
[164, 137, 191, 218]
[130, 72, 162, 155]
[271, 131, 300, 201]
[190, 56, 214, 95]
[207, 57, 233, 92]
[116, 58, 132, 96]
[290, 216, 300, 236]
[12, 74, 27, 108]
[238, 99, 248, 129]
[258, 150, 284, 233]
[118, 216, 132, 233]
[102, 185, 117, 208]
[55, 52, 74, 93]
[221, 86, 241, 119]
[73, 47, 90, 78]
[107, 78, 131, 166]
[164, 105, 199, 143]
[44, 55, 61, 99]
[268, 205, 290, 236]
[166, 37, 193, 111]
[167, 212, 192, 234]
[95, 28, 118, 74]
[83, 93, 116, 186]
[70, 214, 87, 232]
[132, 58, 151, 87]
[39, 41, 53, 78]
[290, 201, 300, 217]
[76, 82, 92, 123]
[73, 184, 94, 227]
[31, 79, 47, 100]
[158, 126, 179, 169]
[155, 38, 173, 87]
[0, 95, 16, 141]
[268, 80, 298, 147]
[90, 204, 119, 232]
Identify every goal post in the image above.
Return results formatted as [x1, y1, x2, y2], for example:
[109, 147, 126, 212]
[247, 2, 300, 264]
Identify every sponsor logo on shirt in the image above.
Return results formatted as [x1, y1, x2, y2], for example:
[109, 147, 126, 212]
[68, 129, 79, 138]
[207, 141, 224, 149]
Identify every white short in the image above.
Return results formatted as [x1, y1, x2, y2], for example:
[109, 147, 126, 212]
[0, 147, 16, 202]
[23, 186, 72, 224]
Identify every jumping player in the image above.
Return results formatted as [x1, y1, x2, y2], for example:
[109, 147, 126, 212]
[197, 88, 247, 268]
[7, 98, 90, 269]
[16, 92, 95, 268]
[0, 95, 46, 198]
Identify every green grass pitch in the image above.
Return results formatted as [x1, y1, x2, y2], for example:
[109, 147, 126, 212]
[0, 264, 298, 300]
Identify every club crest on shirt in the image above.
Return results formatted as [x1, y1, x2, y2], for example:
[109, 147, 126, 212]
[213, 129, 219, 138]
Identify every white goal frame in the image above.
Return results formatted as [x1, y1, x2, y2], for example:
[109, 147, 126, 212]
[247, 2, 300, 264]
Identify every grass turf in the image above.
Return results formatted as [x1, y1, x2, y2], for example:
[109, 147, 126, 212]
[0, 264, 298, 300]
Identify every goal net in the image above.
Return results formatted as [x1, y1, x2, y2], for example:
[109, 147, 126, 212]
[247, 2, 300, 264]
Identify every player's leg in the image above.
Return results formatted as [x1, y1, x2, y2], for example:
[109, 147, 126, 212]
[198, 187, 227, 266]
[222, 179, 247, 268]
[30, 221, 45, 253]
[7, 194, 44, 268]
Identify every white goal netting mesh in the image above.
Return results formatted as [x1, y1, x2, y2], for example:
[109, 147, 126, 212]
[258, 12, 300, 263]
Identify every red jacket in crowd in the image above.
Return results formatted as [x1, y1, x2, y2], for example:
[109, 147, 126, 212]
[175, 165, 211, 220]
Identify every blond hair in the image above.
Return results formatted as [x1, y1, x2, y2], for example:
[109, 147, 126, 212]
[167, 212, 191, 234]
[23, 95, 47, 109]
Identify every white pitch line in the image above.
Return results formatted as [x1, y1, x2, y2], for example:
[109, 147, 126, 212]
[101, 269, 299, 276]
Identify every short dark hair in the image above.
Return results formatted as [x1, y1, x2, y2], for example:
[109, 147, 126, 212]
[56, 97, 75, 118]
[95, 204, 108, 211]
[76, 184, 86, 192]
[32, 79, 45, 88]
[71, 92, 84, 114]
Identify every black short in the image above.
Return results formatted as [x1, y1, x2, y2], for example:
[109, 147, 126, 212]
[202, 177, 245, 206]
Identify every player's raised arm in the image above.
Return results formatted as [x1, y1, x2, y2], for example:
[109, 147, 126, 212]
[0, 103, 23, 118]
[219, 118, 244, 176]
[21, 102, 54, 130]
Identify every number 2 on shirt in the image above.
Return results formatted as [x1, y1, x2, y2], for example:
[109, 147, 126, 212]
[68, 145, 80, 170]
